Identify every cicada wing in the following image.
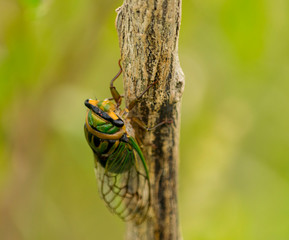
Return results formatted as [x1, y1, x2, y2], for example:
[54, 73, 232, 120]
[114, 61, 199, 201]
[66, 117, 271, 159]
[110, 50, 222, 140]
[94, 138, 151, 223]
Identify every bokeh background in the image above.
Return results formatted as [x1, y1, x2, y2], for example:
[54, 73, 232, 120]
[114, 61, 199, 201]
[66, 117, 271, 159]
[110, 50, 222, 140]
[1, 0, 289, 239]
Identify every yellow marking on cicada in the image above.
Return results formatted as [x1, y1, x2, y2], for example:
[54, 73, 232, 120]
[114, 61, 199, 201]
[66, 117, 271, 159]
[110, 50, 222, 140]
[85, 111, 125, 140]
[108, 111, 119, 120]
[121, 125, 127, 132]
[88, 99, 99, 106]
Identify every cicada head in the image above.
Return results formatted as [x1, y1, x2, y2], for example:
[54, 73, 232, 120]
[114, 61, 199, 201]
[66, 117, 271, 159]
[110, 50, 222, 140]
[85, 99, 124, 128]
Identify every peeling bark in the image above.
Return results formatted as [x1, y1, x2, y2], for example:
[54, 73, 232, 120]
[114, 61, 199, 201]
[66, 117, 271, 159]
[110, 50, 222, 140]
[116, 0, 184, 239]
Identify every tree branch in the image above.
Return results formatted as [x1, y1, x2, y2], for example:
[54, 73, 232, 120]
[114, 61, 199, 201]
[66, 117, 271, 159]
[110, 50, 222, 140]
[116, 0, 184, 239]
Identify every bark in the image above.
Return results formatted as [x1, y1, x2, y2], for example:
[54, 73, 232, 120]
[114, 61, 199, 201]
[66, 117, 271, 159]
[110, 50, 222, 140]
[116, 0, 184, 239]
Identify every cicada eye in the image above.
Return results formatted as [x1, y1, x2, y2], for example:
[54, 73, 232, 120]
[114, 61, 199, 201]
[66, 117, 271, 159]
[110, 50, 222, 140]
[84, 99, 90, 108]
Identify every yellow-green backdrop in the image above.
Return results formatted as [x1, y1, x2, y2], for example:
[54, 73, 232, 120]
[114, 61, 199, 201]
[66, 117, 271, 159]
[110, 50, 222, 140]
[0, 0, 289, 239]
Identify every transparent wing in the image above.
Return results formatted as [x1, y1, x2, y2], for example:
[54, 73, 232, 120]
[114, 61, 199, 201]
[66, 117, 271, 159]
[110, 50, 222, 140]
[94, 138, 150, 224]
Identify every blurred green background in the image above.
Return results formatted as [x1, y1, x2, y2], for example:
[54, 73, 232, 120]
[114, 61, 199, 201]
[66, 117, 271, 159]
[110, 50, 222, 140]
[0, 0, 289, 239]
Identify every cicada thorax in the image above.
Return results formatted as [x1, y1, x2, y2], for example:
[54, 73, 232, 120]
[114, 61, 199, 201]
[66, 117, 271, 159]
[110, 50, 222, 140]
[84, 99, 134, 174]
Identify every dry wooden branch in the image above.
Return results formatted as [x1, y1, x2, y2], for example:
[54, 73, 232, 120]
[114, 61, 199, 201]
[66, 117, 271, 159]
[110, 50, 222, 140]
[116, 0, 184, 239]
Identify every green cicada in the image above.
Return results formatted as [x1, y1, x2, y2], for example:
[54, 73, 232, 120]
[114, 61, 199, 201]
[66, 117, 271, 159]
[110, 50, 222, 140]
[84, 61, 158, 223]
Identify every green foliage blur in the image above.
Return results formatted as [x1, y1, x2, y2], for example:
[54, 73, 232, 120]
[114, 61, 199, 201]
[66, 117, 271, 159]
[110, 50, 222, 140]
[0, 0, 289, 239]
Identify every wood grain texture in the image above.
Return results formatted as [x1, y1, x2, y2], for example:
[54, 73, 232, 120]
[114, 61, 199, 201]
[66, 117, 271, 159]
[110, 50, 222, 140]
[116, 0, 184, 239]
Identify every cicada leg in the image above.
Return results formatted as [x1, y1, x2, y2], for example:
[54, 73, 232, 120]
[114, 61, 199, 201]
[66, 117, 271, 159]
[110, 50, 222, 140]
[120, 80, 159, 119]
[131, 117, 172, 131]
[130, 117, 173, 148]
[110, 59, 123, 107]
[126, 81, 158, 111]
[107, 95, 124, 101]
[134, 134, 157, 150]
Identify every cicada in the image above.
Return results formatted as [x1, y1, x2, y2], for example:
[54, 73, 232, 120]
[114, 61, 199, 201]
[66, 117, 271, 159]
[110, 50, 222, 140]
[84, 61, 157, 223]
